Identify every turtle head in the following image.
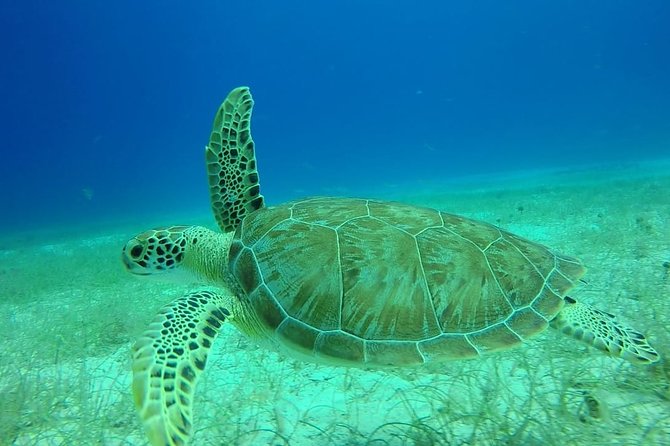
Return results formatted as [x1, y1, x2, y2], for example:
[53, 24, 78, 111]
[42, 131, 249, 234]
[122, 225, 233, 283]
[122, 226, 192, 275]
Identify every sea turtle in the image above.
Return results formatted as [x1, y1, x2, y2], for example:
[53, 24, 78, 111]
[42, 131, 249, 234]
[122, 86, 659, 446]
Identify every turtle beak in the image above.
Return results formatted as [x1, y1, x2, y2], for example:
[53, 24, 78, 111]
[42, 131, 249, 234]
[121, 251, 151, 275]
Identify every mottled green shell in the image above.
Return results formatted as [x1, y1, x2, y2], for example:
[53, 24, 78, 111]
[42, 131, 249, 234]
[228, 197, 585, 366]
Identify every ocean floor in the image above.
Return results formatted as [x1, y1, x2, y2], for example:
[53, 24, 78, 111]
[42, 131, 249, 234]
[0, 161, 669, 446]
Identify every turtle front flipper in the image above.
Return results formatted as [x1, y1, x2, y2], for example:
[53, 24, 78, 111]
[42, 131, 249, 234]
[132, 290, 231, 446]
[206, 86, 264, 233]
[551, 297, 660, 364]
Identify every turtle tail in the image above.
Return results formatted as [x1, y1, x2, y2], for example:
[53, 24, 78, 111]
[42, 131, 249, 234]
[551, 296, 660, 364]
[132, 290, 231, 446]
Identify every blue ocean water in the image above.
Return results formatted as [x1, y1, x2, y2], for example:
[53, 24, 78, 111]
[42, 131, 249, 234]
[1, 1, 669, 231]
[1, 4, 670, 445]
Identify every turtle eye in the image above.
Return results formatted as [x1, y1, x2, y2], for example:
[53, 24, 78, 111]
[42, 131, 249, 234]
[129, 243, 144, 259]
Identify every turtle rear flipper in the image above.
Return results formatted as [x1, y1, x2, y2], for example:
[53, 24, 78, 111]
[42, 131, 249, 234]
[132, 290, 232, 446]
[551, 298, 660, 364]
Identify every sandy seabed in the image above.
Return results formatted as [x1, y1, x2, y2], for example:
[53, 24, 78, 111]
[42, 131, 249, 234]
[1, 161, 668, 446]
